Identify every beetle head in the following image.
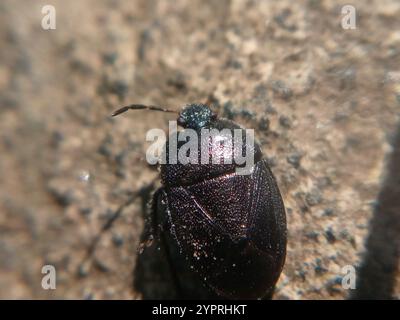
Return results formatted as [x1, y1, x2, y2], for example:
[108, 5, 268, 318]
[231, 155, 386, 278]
[177, 103, 217, 130]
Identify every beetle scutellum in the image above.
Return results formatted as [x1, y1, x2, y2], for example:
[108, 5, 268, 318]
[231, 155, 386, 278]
[112, 102, 287, 299]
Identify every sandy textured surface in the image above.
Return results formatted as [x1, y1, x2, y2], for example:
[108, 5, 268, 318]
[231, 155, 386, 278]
[0, 0, 399, 299]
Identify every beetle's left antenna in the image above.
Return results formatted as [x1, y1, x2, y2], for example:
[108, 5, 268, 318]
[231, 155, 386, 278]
[111, 104, 178, 117]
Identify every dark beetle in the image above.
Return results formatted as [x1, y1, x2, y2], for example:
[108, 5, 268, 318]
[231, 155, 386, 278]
[112, 102, 287, 299]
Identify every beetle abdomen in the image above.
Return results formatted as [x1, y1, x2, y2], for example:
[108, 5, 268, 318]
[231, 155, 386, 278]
[165, 159, 286, 299]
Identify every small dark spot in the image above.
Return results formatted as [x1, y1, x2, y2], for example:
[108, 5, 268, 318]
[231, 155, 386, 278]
[316, 176, 332, 189]
[322, 208, 335, 216]
[116, 168, 127, 178]
[225, 59, 242, 69]
[205, 94, 220, 110]
[345, 137, 362, 153]
[80, 207, 92, 216]
[338, 68, 356, 90]
[266, 156, 277, 167]
[83, 292, 95, 300]
[0, 95, 18, 110]
[115, 151, 127, 166]
[339, 229, 356, 248]
[254, 83, 268, 98]
[70, 59, 93, 75]
[300, 206, 309, 214]
[258, 117, 270, 131]
[282, 172, 297, 185]
[138, 29, 152, 61]
[101, 208, 115, 220]
[2, 135, 13, 150]
[265, 104, 277, 114]
[78, 264, 90, 278]
[239, 109, 255, 120]
[279, 115, 292, 128]
[222, 101, 237, 120]
[167, 72, 187, 92]
[306, 231, 320, 242]
[306, 190, 322, 206]
[325, 227, 336, 244]
[326, 276, 343, 295]
[49, 188, 75, 207]
[296, 269, 307, 281]
[109, 80, 129, 100]
[51, 131, 64, 148]
[287, 153, 302, 168]
[112, 233, 124, 247]
[14, 55, 31, 74]
[334, 111, 349, 123]
[98, 136, 113, 158]
[314, 258, 328, 275]
[102, 52, 118, 65]
[274, 8, 297, 32]
[98, 143, 112, 158]
[94, 259, 111, 273]
[272, 80, 293, 100]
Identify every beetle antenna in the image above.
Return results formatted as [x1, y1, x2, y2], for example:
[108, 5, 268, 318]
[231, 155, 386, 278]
[111, 104, 178, 117]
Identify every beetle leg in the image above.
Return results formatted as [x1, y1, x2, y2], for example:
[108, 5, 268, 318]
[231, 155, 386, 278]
[78, 180, 156, 274]
[78, 191, 138, 274]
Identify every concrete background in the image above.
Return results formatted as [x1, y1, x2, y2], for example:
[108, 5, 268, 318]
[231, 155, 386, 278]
[0, 0, 399, 299]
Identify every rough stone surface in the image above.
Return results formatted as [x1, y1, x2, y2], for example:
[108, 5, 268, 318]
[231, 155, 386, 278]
[0, 0, 399, 299]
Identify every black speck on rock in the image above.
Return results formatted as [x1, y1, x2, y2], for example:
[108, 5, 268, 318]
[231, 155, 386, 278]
[225, 59, 242, 69]
[326, 276, 343, 295]
[50, 130, 64, 148]
[338, 67, 356, 90]
[325, 227, 337, 244]
[239, 108, 255, 120]
[287, 153, 302, 168]
[265, 104, 277, 114]
[69, 58, 93, 75]
[266, 156, 277, 167]
[109, 79, 129, 100]
[316, 176, 332, 189]
[282, 172, 297, 185]
[314, 258, 328, 275]
[322, 208, 335, 216]
[93, 259, 111, 273]
[274, 8, 297, 32]
[279, 115, 292, 128]
[271, 80, 293, 100]
[254, 83, 268, 98]
[112, 233, 124, 247]
[222, 101, 237, 120]
[306, 231, 320, 242]
[79, 207, 92, 216]
[339, 229, 356, 248]
[78, 263, 90, 278]
[102, 52, 118, 64]
[98, 135, 114, 158]
[167, 72, 187, 92]
[296, 269, 307, 281]
[306, 189, 322, 206]
[48, 187, 75, 207]
[258, 116, 270, 131]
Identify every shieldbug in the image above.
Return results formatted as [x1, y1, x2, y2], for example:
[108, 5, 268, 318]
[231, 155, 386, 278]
[111, 102, 287, 299]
